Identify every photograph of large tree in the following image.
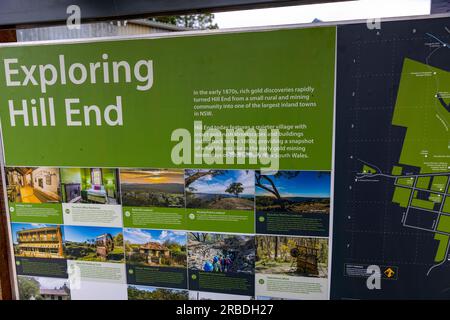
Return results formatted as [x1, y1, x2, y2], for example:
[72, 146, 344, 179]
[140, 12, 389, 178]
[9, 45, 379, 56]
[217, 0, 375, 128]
[256, 236, 328, 278]
[185, 170, 254, 210]
[120, 169, 184, 208]
[255, 171, 330, 214]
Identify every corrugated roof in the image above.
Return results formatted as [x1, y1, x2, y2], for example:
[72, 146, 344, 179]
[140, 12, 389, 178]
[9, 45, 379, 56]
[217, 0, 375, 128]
[140, 242, 169, 251]
[130, 19, 192, 31]
[40, 289, 69, 296]
[17, 226, 60, 235]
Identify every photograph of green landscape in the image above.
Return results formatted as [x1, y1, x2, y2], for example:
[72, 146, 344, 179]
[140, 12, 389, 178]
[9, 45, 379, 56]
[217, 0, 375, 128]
[63, 226, 124, 262]
[124, 228, 186, 267]
[185, 169, 254, 210]
[127, 285, 188, 300]
[256, 236, 328, 278]
[255, 170, 331, 214]
[120, 169, 184, 208]
[188, 233, 255, 273]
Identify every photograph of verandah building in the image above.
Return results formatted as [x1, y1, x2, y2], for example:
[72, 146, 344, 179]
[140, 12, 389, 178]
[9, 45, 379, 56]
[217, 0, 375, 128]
[12, 223, 64, 259]
[6, 167, 61, 203]
[18, 276, 70, 300]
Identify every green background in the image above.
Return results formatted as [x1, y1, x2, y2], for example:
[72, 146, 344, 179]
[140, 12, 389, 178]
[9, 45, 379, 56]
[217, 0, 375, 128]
[0, 27, 335, 170]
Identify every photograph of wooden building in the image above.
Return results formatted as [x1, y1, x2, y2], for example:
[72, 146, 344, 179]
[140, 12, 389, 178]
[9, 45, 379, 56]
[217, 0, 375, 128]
[39, 287, 70, 300]
[6, 167, 61, 203]
[18, 276, 70, 300]
[12, 224, 64, 259]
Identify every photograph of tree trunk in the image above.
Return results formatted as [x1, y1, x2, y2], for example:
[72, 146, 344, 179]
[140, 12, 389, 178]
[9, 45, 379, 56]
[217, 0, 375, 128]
[256, 236, 328, 278]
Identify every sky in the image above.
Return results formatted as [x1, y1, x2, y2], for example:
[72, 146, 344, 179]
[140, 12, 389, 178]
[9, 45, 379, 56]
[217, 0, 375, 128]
[120, 169, 184, 185]
[64, 225, 122, 243]
[12, 223, 58, 243]
[20, 276, 68, 289]
[124, 228, 186, 245]
[187, 170, 254, 195]
[256, 171, 331, 198]
[214, 0, 431, 28]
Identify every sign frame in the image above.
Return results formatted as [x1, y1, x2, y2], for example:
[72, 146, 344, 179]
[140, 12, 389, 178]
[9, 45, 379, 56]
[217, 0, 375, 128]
[0, 11, 449, 300]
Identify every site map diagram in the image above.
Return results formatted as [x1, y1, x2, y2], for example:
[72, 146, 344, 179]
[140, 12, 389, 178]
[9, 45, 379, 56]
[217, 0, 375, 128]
[332, 17, 450, 299]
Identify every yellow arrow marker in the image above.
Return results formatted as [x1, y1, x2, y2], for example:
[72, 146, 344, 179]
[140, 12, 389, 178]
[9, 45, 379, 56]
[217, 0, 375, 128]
[384, 267, 395, 278]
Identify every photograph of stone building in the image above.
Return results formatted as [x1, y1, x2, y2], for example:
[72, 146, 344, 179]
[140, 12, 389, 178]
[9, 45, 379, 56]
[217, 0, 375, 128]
[124, 229, 187, 267]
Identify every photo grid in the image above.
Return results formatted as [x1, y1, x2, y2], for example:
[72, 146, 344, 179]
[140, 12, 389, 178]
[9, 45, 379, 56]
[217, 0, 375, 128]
[6, 167, 332, 300]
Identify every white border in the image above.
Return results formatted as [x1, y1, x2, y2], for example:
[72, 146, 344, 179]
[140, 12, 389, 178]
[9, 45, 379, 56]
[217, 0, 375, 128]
[0, 119, 19, 299]
[327, 25, 338, 300]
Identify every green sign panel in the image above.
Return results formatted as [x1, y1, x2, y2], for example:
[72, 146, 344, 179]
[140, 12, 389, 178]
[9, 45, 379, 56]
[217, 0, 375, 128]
[1, 26, 335, 301]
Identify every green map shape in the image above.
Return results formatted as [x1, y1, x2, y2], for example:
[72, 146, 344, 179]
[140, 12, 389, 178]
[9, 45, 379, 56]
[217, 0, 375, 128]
[391, 58, 450, 263]
[392, 58, 450, 174]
